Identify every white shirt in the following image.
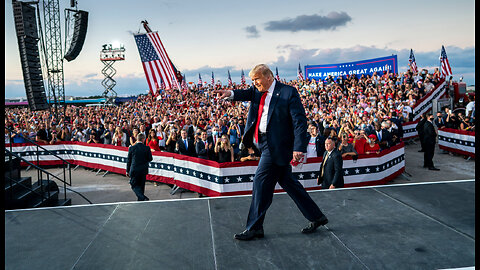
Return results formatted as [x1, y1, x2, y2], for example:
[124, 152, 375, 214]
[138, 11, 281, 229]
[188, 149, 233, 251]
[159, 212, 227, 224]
[258, 80, 275, 133]
[306, 136, 317, 158]
[466, 101, 475, 117]
[228, 80, 276, 133]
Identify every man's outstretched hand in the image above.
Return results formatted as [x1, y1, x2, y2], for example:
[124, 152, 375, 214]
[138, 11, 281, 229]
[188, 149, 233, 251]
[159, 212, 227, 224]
[212, 89, 232, 99]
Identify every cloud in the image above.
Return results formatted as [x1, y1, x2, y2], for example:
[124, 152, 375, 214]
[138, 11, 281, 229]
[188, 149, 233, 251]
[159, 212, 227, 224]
[264, 11, 352, 32]
[244, 25, 260, 38]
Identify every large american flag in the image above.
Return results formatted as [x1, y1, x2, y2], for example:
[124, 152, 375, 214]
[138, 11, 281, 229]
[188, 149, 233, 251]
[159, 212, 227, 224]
[275, 67, 280, 81]
[297, 63, 304, 81]
[198, 73, 202, 86]
[134, 32, 181, 95]
[409, 49, 418, 73]
[211, 72, 215, 85]
[440, 45, 452, 78]
[240, 69, 246, 85]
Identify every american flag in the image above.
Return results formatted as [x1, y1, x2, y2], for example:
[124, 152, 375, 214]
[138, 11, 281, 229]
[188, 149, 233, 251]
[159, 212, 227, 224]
[198, 73, 202, 86]
[275, 67, 280, 81]
[134, 32, 181, 95]
[211, 72, 215, 85]
[181, 73, 188, 91]
[409, 49, 418, 73]
[297, 63, 304, 81]
[228, 70, 233, 86]
[440, 45, 452, 78]
[241, 69, 246, 85]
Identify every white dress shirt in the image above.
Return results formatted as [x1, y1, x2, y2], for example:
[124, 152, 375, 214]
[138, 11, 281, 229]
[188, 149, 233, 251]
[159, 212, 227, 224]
[227, 80, 276, 134]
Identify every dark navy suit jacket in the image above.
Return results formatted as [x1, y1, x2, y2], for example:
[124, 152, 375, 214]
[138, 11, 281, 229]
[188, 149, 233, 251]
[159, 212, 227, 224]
[126, 142, 153, 176]
[233, 80, 308, 166]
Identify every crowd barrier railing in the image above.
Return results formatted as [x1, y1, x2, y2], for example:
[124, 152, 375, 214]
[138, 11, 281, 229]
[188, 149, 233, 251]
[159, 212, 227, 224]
[7, 141, 405, 196]
[437, 128, 475, 158]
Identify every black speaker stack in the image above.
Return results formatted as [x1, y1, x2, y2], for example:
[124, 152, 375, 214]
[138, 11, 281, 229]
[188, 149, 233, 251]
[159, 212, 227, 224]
[12, 1, 49, 111]
[64, 10, 88, 62]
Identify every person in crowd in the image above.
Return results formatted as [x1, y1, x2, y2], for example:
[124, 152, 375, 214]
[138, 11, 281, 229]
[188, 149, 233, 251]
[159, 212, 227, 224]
[101, 122, 115, 145]
[444, 108, 458, 129]
[86, 130, 99, 144]
[146, 128, 161, 152]
[423, 112, 440, 171]
[215, 134, 234, 163]
[196, 130, 213, 160]
[465, 95, 475, 120]
[130, 127, 140, 147]
[156, 125, 166, 150]
[353, 129, 368, 155]
[458, 114, 472, 131]
[94, 122, 104, 143]
[72, 124, 86, 142]
[126, 133, 152, 201]
[176, 129, 196, 156]
[112, 127, 127, 147]
[385, 120, 400, 146]
[36, 122, 51, 144]
[373, 122, 391, 150]
[364, 134, 381, 154]
[306, 123, 325, 158]
[337, 134, 357, 158]
[239, 147, 260, 162]
[227, 118, 241, 155]
[211, 125, 221, 146]
[9, 125, 25, 143]
[165, 128, 178, 153]
[434, 112, 445, 128]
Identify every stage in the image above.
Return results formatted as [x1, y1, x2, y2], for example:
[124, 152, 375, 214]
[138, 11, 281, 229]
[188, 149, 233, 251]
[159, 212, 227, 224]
[5, 180, 475, 270]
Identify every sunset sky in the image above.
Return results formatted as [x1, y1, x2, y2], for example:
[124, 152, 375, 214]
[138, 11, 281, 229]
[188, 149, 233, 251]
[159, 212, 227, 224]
[5, 0, 475, 98]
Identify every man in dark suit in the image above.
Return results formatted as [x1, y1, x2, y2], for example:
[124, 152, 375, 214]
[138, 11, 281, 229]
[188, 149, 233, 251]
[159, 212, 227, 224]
[214, 64, 327, 241]
[195, 130, 213, 160]
[177, 129, 196, 157]
[416, 113, 427, 152]
[126, 133, 153, 201]
[317, 138, 344, 189]
[423, 112, 440, 170]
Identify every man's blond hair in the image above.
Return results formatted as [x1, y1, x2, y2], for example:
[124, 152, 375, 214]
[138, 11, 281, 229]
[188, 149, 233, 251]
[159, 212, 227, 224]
[249, 64, 274, 78]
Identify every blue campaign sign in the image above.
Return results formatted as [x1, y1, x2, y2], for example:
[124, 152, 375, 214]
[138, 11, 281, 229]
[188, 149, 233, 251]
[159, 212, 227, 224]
[305, 55, 398, 81]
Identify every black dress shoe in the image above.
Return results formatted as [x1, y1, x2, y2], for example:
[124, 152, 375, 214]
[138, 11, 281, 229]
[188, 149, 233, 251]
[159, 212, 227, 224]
[234, 229, 264, 240]
[302, 216, 328, 234]
[418, 149, 424, 152]
[428, 167, 440, 171]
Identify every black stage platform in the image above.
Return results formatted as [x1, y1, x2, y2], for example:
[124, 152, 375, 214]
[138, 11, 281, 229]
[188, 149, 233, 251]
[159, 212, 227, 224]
[5, 180, 475, 270]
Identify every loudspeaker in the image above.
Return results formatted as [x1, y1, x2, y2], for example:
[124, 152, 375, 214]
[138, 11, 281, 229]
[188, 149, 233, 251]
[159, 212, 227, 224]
[64, 10, 88, 61]
[12, 1, 49, 111]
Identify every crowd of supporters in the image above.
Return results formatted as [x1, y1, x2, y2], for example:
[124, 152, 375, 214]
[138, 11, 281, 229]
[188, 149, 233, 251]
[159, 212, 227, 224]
[5, 66, 474, 162]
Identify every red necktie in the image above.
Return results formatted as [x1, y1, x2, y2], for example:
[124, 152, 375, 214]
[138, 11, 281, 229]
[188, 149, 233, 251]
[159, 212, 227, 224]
[254, 92, 268, 143]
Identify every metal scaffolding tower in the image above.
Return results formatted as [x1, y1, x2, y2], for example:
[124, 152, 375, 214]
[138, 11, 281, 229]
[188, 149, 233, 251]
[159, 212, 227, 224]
[41, 0, 65, 120]
[100, 44, 125, 106]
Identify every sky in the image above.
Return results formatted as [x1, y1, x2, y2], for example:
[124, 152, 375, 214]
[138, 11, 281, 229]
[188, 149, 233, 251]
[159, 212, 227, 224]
[4, 0, 475, 99]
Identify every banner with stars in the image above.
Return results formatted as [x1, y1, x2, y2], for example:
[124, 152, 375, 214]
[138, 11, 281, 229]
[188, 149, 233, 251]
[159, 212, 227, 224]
[438, 128, 475, 158]
[7, 142, 405, 197]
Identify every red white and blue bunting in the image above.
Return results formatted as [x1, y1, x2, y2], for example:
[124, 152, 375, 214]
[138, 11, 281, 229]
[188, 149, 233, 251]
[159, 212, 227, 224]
[438, 128, 475, 158]
[7, 142, 405, 196]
